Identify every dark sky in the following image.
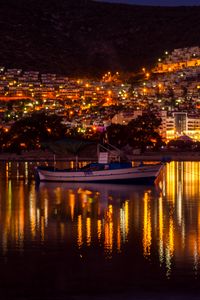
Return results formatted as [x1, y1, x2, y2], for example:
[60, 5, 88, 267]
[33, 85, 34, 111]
[98, 0, 200, 6]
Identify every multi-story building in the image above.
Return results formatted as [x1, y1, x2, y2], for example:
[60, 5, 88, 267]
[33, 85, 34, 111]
[162, 112, 200, 141]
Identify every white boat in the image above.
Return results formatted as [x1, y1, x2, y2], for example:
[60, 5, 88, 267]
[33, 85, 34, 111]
[36, 161, 163, 184]
[36, 144, 164, 184]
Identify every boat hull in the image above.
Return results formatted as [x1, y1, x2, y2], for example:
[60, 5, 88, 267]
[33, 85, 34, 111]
[36, 164, 163, 184]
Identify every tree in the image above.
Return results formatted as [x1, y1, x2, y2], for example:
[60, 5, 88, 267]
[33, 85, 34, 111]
[104, 113, 163, 152]
[181, 86, 188, 100]
[4, 112, 67, 151]
[166, 87, 176, 110]
[104, 124, 127, 148]
[126, 113, 162, 152]
[0, 127, 7, 152]
[167, 139, 193, 151]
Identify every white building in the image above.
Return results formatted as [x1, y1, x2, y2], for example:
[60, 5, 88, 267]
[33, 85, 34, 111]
[161, 112, 200, 141]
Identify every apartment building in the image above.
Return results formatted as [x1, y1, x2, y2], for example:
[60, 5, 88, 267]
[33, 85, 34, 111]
[161, 112, 200, 141]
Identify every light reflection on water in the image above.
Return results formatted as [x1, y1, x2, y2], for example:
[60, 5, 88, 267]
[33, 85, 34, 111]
[1, 161, 200, 296]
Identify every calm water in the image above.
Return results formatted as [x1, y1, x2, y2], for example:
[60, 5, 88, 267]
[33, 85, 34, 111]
[1, 161, 200, 299]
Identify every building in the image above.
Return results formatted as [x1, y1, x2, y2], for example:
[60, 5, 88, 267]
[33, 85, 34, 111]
[161, 112, 200, 141]
[111, 110, 142, 125]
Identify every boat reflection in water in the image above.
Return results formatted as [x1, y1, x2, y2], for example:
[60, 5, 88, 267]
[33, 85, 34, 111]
[1, 162, 200, 297]
[38, 182, 158, 257]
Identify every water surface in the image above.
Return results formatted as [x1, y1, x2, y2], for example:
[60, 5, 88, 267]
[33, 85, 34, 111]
[0, 161, 200, 299]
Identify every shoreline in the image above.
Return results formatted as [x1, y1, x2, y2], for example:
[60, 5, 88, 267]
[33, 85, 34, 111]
[0, 150, 199, 162]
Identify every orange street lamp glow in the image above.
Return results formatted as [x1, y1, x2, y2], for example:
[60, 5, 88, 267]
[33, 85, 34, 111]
[146, 73, 150, 79]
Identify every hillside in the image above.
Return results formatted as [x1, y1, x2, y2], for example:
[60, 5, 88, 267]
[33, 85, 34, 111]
[0, 0, 200, 77]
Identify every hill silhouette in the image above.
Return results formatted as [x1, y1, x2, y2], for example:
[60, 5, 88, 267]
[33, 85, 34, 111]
[0, 0, 200, 77]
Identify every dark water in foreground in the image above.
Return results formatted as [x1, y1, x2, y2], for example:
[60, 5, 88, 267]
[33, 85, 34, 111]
[1, 161, 200, 299]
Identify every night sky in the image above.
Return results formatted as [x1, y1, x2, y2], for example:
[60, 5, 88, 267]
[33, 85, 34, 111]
[98, 0, 200, 6]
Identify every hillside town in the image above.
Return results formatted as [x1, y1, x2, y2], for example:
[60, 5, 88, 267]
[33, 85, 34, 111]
[1, 46, 200, 151]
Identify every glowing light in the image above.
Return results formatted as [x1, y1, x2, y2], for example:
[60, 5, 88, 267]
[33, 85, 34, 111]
[77, 215, 83, 248]
[69, 193, 75, 221]
[143, 192, 152, 259]
[97, 219, 102, 242]
[104, 204, 113, 258]
[86, 217, 91, 246]
[158, 196, 164, 265]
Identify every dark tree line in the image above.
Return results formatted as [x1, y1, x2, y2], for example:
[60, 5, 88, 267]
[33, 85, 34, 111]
[0, 112, 66, 152]
[0, 111, 163, 153]
[105, 113, 163, 152]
